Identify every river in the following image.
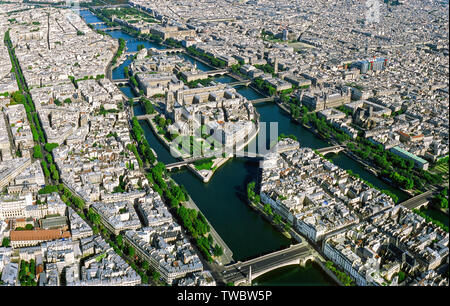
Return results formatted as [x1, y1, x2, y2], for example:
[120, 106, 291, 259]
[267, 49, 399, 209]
[78, 8, 411, 286]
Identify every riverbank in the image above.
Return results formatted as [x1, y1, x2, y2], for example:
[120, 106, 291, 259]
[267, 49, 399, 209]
[181, 193, 234, 265]
[144, 101, 261, 183]
[186, 157, 231, 183]
[315, 260, 345, 286]
[248, 200, 293, 241]
[144, 112, 229, 182]
[420, 204, 449, 228]
[248, 199, 342, 286]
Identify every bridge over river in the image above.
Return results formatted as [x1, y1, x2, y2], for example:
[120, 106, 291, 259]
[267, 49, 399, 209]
[248, 97, 274, 104]
[400, 190, 434, 210]
[221, 242, 319, 285]
[150, 150, 270, 171]
[103, 26, 122, 31]
[316, 145, 345, 155]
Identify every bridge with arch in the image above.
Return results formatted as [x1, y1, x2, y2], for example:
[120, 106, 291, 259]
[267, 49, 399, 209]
[89, 22, 106, 26]
[149, 48, 185, 54]
[316, 145, 345, 155]
[229, 80, 252, 87]
[90, 4, 129, 9]
[249, 97, 275, 104]
[400, 189, 434, 210]
[157, 156, 216, 171]
[159, 149, 273, 171]
[221, 243, 318, 285]
[125, 48, 185, 56]
[183, 69, 229, 82]
[103, 26, 122, 31]
[113, 79, 130, 86]
[135, 114, 153, 121]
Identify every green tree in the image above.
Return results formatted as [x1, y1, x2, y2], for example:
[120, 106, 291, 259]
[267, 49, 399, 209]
[33, 145, 43, 159]
[152, 270, 160, 281]
[142, 261, 149, 271]
[40, 161, 50, 178]
[116, 234, 123, 248]
[213, 244, 224, 257]
[51, 168, 59, 181]
[141, 273, 149, 284]
[284, 222, 291, 232]
[1, 237, 10, 247]
[247, 181, 256, 202]
[45, 153, 53, 164]
[88, 208, 101, 225]
[273, 214, 282, 225]
[44, 143, 59, 152]
[127, 246, 135, 257]
[264, 203, 273, 216]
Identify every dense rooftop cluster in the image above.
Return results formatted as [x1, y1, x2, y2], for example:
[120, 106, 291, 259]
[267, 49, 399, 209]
[8, 8, 116, 87]
[0, 0, 448, 287]
[260, 140, 396, 242]
[0, 4, 214, 286]
[131, 0, 448, 165]
[324, 206, 448, 286]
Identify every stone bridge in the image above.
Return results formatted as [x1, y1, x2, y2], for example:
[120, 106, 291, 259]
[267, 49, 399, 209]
[221, 243, 318, 285]
[249, 97, 275, 104]
[158, 156, 217, 171]
[229, 80, 252, 87]
[150, 48, 185, 54]
[317, 145, 345, 155]
[113, 79, 129, 86]
[161, 150, 271, 171]
[400, 190, 434, 210]
[135, 114, 154, 121]
[182, 69, 229, 82]
[89, 22, 106, 26]
[103, 26, 122, 31]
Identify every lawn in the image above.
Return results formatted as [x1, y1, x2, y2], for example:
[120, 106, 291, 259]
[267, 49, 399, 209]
[194, 157, 216, 171]
[434, 163, 448, 174]
[432, 162, 449, 183]
[176, 136, 222, 157]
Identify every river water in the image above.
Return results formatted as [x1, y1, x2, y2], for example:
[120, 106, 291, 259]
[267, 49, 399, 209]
[78, 8, 411, 286]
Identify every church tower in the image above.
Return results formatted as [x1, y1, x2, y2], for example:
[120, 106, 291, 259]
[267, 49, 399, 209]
[166, 91, 175, 115]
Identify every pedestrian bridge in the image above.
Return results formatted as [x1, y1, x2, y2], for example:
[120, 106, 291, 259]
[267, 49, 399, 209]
[222, 243, 318, 285]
